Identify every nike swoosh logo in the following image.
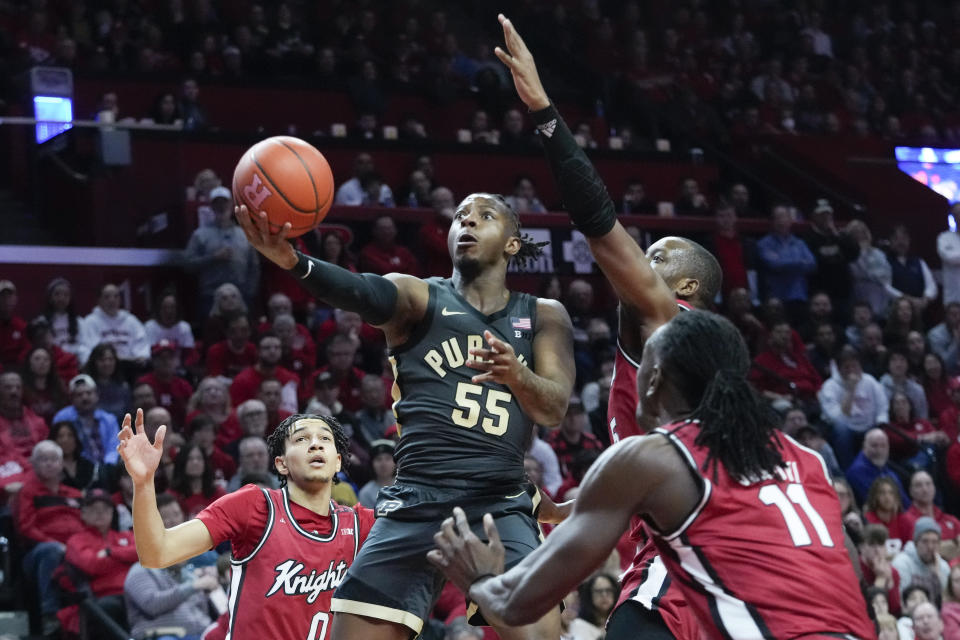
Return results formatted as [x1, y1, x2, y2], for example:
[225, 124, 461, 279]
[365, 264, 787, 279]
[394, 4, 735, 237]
[505, 491, 526, 499]
[441, 307, 467, 316]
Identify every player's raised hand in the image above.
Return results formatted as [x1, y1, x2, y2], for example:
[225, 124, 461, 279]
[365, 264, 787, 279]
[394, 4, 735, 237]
[234, 204, 298, 269]
[467, 330, 523, 386]
[427, 507, 505, 594]
[495, 14, 550, 111]
[117, 409, 166, 487]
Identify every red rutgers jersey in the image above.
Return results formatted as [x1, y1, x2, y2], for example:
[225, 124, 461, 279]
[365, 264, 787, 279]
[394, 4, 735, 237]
[225, 488, 362, 640]
[609, 301, 702, 640]
[608, 343, 643, 444]
[651, 420, 875, 640]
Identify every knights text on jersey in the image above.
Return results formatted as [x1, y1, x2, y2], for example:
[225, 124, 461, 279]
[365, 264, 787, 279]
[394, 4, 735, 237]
[650, 421, 875, 640]
[388, 278, 537, 489]
[226, 488, 362, 640]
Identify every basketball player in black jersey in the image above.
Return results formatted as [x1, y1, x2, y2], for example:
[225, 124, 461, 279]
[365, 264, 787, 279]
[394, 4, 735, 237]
[234, 192, 575, 640]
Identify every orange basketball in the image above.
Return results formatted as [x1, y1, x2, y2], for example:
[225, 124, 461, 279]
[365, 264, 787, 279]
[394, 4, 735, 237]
[232, 136, 334, 238]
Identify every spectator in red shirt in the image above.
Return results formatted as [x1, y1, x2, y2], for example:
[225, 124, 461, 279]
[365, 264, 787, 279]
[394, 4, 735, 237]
[170, 443, 227, 519]
[314, 334, 365, 412]
[0, 279, 28, 370]
[359, 215, 420, 276]
[256, 292, 311, 338]
[546, 397, 603, 481]
[185, 377, 232, 444]
[15, 440, 84, 630]
[937, 376, 960, 443]
[885, 391, 949, 465]
[315, 308, 383, 372]
[708, 201, 752, 298]
[273, 313, 316, 397]
[901, 470, 960, 552]
[221, 398, 268, 458]
[229, 333, 299, 413]
[187, 414, 236, 484]
[258, 379, 294, 437]
[201, 283, 248, 354]
[749, 320, 823, 408]
[61, 489, 138, 635]
[724, 288, 767, 356]
[23, 315, 79, 385]
[860, 523, 903, 617]
[132, 382, 157, 414]
[0, 371, 49, 461]
[137, 340, 194, 427]
[21, 346, 69, 425]
[418, 187, 455, 277]
[922, 353, 952, 419]
[205, 313, 256, 379]
[864, 476, 913, 547]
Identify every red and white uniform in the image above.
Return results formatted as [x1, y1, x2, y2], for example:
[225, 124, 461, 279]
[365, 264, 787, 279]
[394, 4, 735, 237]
[197, 485, 375, 640]
[608, 301, 702, 640]
[651, 420, 875, 640]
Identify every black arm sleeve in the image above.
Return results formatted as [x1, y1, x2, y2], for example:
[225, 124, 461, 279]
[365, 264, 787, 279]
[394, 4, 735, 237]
[530, 103, 617, 237]
[288, 251, 399, 326]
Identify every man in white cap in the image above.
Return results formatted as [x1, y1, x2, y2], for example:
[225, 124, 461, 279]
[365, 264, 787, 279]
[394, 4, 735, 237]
[183, 185, 259, 319]
[893, 517, 951, 602]
[52, 374, 120, 464]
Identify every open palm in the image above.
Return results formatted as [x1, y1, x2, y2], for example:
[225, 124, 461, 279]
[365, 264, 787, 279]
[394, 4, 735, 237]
[494, 14, 550, 112]
[117, 409, 166, 486]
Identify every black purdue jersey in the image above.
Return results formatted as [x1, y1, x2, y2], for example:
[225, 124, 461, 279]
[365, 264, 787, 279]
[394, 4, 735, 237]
[389, 278, 538, 490]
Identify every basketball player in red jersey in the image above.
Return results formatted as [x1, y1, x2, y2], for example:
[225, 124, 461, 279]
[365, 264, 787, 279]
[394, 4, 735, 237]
[117, 409, 374, 640]
[431, 310, 876, 640]
[495, 14, 721, 639]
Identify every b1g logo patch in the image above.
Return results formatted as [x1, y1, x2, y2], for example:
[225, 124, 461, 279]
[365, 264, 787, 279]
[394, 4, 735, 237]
[376, 499, 403, 517]
[242, 173, 273, 209]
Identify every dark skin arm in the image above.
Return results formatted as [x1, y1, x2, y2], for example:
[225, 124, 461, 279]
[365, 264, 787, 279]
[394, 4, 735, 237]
[466, 299, 575, 427]
[535, 487, 573, 525]
[427, 435, 700, 627]
[495, 14, 679, 350]
[234, 204, 428, 345]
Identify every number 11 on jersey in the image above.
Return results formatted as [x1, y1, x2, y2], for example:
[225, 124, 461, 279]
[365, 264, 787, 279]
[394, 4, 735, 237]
[759, 483, 834, 548]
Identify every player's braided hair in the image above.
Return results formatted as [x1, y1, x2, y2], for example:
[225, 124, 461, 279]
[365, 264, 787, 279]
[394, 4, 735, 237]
[655, 310, 785, 483]
[266, 413, 351, 487]
[488, 194, 549, 267]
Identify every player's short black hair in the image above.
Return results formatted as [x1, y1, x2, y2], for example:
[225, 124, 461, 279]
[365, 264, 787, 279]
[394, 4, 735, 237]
[266, 413, 351, 487]
[671, 237, 722, 306]
[484, 193, 549, 267]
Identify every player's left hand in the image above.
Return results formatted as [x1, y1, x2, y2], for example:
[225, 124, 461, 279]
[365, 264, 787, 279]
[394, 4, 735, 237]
[467, 330, 524, 386]
[495, 14, 550, 111]
[427, 507, 505, 594]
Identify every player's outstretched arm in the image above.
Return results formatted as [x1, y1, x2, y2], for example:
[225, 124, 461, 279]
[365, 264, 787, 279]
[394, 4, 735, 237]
[466, 299, 574, 426]
[119, 409, 214, 568]
[234, 205, 428, 334]
[496, 14, 677, 325]
[429, 436, 679, 626]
